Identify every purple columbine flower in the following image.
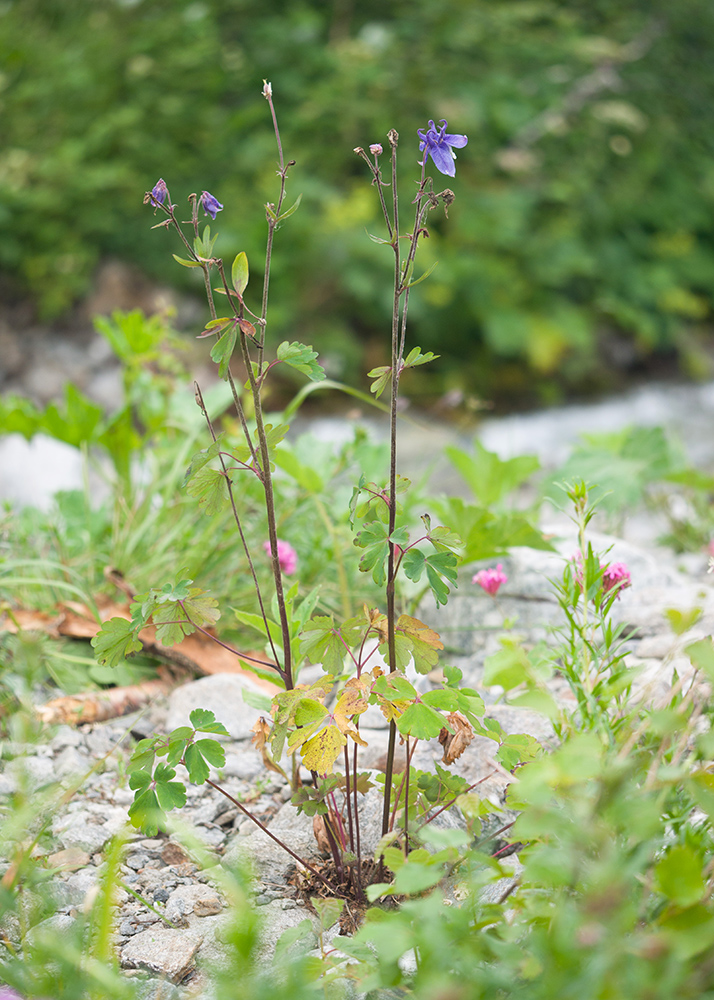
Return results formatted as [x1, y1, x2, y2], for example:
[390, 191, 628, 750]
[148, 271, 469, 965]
[150, 178, 168, 206]
[200, 190, 223, 220]
[418, 119, 468, 177]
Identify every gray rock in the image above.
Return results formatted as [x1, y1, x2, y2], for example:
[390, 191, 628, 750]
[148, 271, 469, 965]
[164, 884, 224, 926]
[165, 675, 267, 741]
[53, 805, 128, 853]
[121, 927, 204, 982]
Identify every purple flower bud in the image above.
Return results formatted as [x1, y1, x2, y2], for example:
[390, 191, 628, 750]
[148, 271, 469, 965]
[369, 143, 383, 156]
[200, 190, 223, 220]
[150, 178, 168, 206]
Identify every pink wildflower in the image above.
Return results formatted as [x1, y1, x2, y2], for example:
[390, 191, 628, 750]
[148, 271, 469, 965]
[472, 564, 507, 596]
[602, 561, 631, 598]
[264, 539, 297, 575]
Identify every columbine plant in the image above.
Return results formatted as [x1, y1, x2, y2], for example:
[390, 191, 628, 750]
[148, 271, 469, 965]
[92, 88, 537, 902]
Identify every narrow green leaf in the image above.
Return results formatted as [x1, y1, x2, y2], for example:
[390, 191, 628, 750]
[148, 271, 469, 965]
[231, 251, 249, 296]
[277, 192, 302, 222]
[210, 324, 238, 380]
[172, 254, 203, 268]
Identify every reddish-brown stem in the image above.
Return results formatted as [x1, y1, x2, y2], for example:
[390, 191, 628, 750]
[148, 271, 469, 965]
[203, 778, 336, 892]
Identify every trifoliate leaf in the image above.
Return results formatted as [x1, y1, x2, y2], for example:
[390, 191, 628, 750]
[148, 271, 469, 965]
[276, 341, 326, 382]
[397, 701, 448, 740]
[185, 465, 229, 516]
[403, 346, 440, 368]
[190, 708, 230, 736]
[91, 617, 143, 668]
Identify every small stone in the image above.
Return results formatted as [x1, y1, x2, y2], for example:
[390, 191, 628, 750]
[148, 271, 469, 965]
[47, 847, 91, 872]
[121, 927, 203, 982]
[153, 888, 171, 904]
[164, 884, 223, 924]
[126, 853, 149, 871]
[161, 843, 190, 866]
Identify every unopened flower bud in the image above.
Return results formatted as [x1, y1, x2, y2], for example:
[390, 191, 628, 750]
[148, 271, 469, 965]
[200, 190, 223, 220]
[149, 178, 168, 206]
[369, 143, 383, 156]
[262, 80, 272, 99]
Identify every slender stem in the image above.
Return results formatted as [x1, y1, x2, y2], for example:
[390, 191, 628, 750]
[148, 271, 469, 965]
[381, 129, 401, 839]
[343, 745, 355, 854]
[193, 383, 282, 671]
[237, 325, 294, 688]
[203, 778, 336, 892]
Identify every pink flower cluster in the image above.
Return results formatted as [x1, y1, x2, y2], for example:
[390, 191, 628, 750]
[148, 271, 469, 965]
[602, 561, 631, 597]
[472, 564, 507, 596]
[263, 538, 298, 575]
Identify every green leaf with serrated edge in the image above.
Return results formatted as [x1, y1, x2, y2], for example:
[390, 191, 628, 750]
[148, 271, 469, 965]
[184, 743, 209, 784]
[91, 617, 143, 667]
[354, 520, 391, 586]
[496, 733, 542, 770]
[151, 604, 191, 646]
[444, 665, 463, 686]
[183, 589, 220, 629]
[129, 787, 162, 836]
[373, 674, 417, 702]
[185, 466, 229, 516]
[231, 251, 249, 296]
[194, 739, 226, 767]
[172, 254, 203, 268]
[182, 440, 222, 489]
[189, 708, 230, 735]
[425, 551, 458, 607]
[276, 341, 326, 382]
[294, 697, 328, 727]
[168, 727, 193, 743]
[403, 346, 440, 368]
[402, 548, 426, 583]
[427, 525, 462, 554]
[397, 701, 447, 740]
[256, 422, 290, 451]
[277, 192, 302, 221]
[300, 617, 349, 675]
[155, 778, 187, 812]
[129, 739, 157, 773]
[210, 324, 237, 380]
[129, 767, 152, 789]
[422, 688, 459, 710]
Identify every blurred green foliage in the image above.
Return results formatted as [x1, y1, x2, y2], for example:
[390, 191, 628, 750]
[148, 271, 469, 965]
[1, 0, 714, 403]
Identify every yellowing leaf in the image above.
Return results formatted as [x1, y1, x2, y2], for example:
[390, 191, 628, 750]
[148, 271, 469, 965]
[397, 615, 444, 650]
[300, 725, 347, 773]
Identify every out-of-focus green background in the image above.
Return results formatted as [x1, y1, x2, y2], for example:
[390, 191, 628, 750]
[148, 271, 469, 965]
[2, 0, 714, 407]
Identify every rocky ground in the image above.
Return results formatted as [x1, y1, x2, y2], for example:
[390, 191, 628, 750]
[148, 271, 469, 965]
[1, 520, 711, 993]
[3, 271, 714, 992]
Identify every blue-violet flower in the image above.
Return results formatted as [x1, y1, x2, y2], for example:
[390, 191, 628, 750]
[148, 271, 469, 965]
[418, 119, 468, 177]
[200, 191, 223, 220]
[150, 178, 168, 206]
